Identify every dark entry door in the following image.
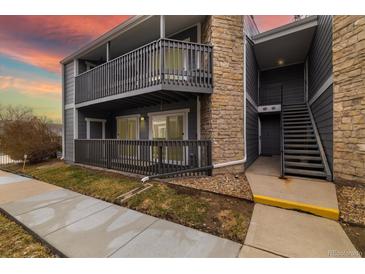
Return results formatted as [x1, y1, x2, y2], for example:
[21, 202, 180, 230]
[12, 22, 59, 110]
[260, 114, 280, 156]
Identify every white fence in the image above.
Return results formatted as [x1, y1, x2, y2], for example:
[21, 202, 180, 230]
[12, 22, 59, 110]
[0, 153, 22, 166]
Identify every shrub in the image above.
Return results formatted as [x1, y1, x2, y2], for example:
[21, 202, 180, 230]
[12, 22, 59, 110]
[0, 105, 61, 163]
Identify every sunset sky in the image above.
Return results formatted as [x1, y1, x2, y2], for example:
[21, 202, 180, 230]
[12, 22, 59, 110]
[0, 15, 293, 123]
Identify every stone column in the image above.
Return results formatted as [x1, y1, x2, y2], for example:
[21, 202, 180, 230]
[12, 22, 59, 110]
[333, 16, 365, 185]
[201, 16, 245, 174]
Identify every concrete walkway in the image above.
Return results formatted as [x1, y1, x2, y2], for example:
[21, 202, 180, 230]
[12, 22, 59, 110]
[239, 204, 360, 258]
[0, 171, 241, 258]
[246, 156, 339, 220]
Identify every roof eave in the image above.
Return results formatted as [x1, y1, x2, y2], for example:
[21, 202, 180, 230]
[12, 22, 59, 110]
[252, 15, 318, 44]
[60, 15, 154, 64]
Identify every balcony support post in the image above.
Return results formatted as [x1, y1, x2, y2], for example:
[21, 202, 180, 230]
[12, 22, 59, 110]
[106, 41, 111, 62]
[160, 15, 165, 38]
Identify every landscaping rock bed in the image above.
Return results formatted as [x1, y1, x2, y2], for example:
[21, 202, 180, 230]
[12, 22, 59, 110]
[336, 184, 365, 226]
[168, 173, 253, 201]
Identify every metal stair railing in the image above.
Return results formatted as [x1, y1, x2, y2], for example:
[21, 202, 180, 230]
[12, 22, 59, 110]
[306, 102, 332, 181]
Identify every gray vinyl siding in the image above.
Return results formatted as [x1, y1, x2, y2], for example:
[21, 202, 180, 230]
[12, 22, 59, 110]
[308, 16, 333, 100]
[311, 85, 333, 171]
[64, 109, 74, 162]
[246, 39, 258, 104]
[308, 15, 333, 171]
[245, 100, 259, 168]
[64, 61, 75, 105]
[245, 37, 259, 168]
[78, 111, 86, 139]
[77, 98, 197, 141]
[259, 64, 304, 106]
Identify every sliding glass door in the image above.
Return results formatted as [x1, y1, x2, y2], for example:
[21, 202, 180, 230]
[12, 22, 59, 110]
[117, 116, 139, 158]
[151, 111, 187, 163]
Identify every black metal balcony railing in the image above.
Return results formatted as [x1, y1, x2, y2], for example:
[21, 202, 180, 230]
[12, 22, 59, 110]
[74, 139, 212, 177]
[75, 38, 213, 104]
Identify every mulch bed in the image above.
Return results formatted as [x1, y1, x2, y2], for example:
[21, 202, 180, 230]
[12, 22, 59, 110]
[168, 173, 253, 201]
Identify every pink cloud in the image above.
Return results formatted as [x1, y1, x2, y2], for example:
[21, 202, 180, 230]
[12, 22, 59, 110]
[0, 75, 60, 97]
[254, 16, 294, 32]
[0, 16, 131, 73]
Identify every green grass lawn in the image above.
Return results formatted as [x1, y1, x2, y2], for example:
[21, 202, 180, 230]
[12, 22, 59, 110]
[3, 160, 254, 244]
[124, 183, 253, 243]
[0, 213, 54, 258]
[5, 160, 141, 202]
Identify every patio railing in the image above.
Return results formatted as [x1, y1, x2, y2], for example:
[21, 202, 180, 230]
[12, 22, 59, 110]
[74, 139, 212, 177]
[75, 38, 213, 104]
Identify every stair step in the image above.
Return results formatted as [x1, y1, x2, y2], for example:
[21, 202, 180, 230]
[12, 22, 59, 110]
[285, 161, 324, 169]
[284, 138, 317, 143]
[283, 104, 307, 109]
[284, 125, 313, 129]
[285, 149, 320, 155]
[284, 134, 315, 138]
[285, 168, 327, 178]
[284, 155, 322, 161]
[283, 107, 308, 111]
[284, 121, 312, 125]
[283, 117, 311, 122]
[285, 144, 318, 149]
[284, 129, 314, 133]
[282, 114, 310, 119]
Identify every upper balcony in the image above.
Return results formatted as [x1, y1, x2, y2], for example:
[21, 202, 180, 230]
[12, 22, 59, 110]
[75, 38, 213, 107]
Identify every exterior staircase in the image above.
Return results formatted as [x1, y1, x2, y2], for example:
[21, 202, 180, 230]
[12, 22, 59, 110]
[281, 103, 332, 180]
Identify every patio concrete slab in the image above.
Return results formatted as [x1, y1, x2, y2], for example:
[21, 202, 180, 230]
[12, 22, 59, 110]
[1, 189, 80, 216]
[245, 204, 360, 258]
[238, 245, 282, 258]
[247, 156, 281, 177]
[0, 179, 60, 205]
[0, 174, 31, 185]
[44, 205, 158, 257]
[110, 219, 242, 258]
[246, 156, 339, 220]
[16, 195, 111, 236]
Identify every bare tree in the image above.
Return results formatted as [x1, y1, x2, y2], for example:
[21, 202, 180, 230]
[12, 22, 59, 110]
[0, 105, 61, 163]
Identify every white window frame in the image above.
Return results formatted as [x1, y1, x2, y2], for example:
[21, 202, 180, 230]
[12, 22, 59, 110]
[85, 118, 106, 139]
[115, 114, 140, 140]
[147, 108, 189, 141]
[148, 108, 190, 165]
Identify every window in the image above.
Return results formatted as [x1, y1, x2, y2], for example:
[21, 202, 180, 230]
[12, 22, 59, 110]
[85, 118, 106, 139]
[116, 115, 140, 158]
[148, 109, 189, 163]
[116, 116, 139, 140]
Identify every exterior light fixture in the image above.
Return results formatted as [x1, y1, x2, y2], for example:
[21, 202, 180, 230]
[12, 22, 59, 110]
[140, 116, 145, 121]
[277, 58, 285, 65]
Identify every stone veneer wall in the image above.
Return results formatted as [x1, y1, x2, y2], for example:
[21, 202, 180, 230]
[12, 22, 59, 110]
[201, 16, 245, 174]
[333, 16, 365, 185]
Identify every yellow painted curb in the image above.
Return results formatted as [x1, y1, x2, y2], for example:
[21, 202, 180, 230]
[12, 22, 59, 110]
[253, 195, 339, 220]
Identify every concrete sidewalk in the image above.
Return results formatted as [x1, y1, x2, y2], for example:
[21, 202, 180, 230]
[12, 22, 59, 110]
[0, 171, 241, 258]
[239, 204, 360, 258]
